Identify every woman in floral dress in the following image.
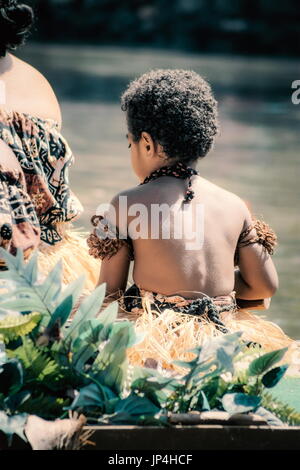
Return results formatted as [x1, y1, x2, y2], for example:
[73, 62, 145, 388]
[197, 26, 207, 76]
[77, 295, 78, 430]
[0, 0, 99, 288]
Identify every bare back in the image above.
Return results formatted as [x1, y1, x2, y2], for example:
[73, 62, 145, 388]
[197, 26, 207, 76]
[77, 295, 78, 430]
[117, 176, 246, 298]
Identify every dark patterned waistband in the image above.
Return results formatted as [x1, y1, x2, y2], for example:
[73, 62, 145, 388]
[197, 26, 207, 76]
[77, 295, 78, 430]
[121, 284, 237, 333]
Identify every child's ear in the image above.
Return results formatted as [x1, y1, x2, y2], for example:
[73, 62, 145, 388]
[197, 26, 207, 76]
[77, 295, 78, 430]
[141, 132, 155, 157]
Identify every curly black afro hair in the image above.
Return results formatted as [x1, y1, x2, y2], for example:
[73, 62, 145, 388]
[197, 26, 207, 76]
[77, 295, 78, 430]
[121, 69, 219, 163]
[0, 0, 34, 57]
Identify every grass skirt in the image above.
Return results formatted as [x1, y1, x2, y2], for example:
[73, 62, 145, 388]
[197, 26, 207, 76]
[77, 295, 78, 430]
[37, 232, 300, 377]
[117, 301, 300, 377]
[38, 228, 100, 291]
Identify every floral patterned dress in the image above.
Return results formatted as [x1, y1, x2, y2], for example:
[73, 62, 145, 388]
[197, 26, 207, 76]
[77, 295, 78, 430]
[0, 109, 99, 288]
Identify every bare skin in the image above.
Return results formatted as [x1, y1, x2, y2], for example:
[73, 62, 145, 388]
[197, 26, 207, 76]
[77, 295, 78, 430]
[98, 132, 279, 301]
[0, 52, 62, 171]
[0, 53, 61, 126]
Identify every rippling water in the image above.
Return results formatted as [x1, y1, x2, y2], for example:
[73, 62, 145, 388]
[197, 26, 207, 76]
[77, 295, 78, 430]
[18, 44, 300, 339]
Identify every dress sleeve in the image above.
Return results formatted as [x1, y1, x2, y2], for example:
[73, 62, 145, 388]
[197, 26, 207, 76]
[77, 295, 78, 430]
[0, 111, 83, 247]
[87, 214, 134, 261]
[234, 218, 277, 266]
[0, 165, 40, 268]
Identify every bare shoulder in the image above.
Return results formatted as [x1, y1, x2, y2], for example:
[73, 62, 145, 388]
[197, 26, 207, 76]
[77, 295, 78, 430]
[201, 177, 250, 209]
[8, 55, 62, 126]
[110, 184, 147, 208]
[199, 177, 252, 230]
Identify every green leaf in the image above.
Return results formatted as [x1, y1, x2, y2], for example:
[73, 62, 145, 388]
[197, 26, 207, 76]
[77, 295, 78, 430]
[104, 398, 119, 414]
[74, 319, 104, 347]
[48, 295, 73, 330]
[94, 324, 133, 369]
[95, 348, 128, 395]
[262, 365, 289, 388]
[222, 393, 261, 415]
[0, 287, 40, 298]
[200, 390, 210, 411]
[115, 393, 160, 417]
[71, 316, 121, 372]
[17, 394, 68, 419]
[38, 260, 63, 306]
[87, 324, 135, 394]
[8, 338, 60, 384]
[55, 274, 86, 323]
[0, 298, 46, 313]
[0, 411, 28, 444]
[131, 365, 179, 392]
[98, 301, 119, 326]
[0, 272, 27, 282]
[200, 332, 243, 373]
[4, 390, 31, 413]
[201, 377, 219, 404]
[130, 376, 174, 407]
[63, 283, 106, 339]
[0, 255, 62, 323]
[24, 251, 38, 284]
[68, 383, 105, 410]
[72, 343, 98, 372]
[106, 320, 143, 348]
[0, 358, 23, 395]
[68, 382, 118, 413]
[0, 248, 24, 273]
[183, 359, 218, 383]
[131, 376, 175, 393]
[0, 312, 41, 342]
[248, 348, 288, 376]
[15, 248, 25, 271]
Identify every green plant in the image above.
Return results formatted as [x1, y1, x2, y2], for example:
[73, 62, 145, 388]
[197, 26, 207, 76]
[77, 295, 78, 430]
[0, 248, 153, 442]
[261, 393, 300, 426]
[0, 248, 298, 446]
[153, 336, 292, 423]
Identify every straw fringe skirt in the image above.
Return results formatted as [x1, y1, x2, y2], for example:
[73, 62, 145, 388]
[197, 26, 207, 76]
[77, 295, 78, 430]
[36, 234, 300, 377]
[117, 300, 300, 376]
[38, 228, 100, 291]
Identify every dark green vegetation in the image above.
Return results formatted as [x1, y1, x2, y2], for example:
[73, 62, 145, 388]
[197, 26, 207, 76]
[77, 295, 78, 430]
[27, 0, 300, 56]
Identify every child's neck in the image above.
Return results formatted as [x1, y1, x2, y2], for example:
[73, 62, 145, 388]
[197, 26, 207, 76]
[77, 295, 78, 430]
[141, 161, 199, 203]
[146, 159, 197, 178]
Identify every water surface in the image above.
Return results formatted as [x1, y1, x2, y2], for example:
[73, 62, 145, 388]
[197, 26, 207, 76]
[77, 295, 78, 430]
[18, 44, 300, 338]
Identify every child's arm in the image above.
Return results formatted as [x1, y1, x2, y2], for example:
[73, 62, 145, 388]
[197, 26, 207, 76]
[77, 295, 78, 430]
[87, 193, 133, 300]
[234, 206, 279, 301]
[97, 245, 131, 296]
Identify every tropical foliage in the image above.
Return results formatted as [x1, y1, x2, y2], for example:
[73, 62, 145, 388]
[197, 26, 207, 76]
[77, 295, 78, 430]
[0, 248, 299, 447]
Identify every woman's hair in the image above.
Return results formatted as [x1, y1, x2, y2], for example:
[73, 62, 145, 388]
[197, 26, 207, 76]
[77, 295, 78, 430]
[121, 69, 219, 163]
[0, 0, 34, 57]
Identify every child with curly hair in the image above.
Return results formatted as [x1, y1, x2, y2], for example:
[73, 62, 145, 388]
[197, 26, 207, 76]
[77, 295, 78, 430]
[87, 69, 295, 369]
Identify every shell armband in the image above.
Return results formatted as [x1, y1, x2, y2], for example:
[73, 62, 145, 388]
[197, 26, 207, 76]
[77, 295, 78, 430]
[87, 215, 134, 261]
[234, 218, 277, 265]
